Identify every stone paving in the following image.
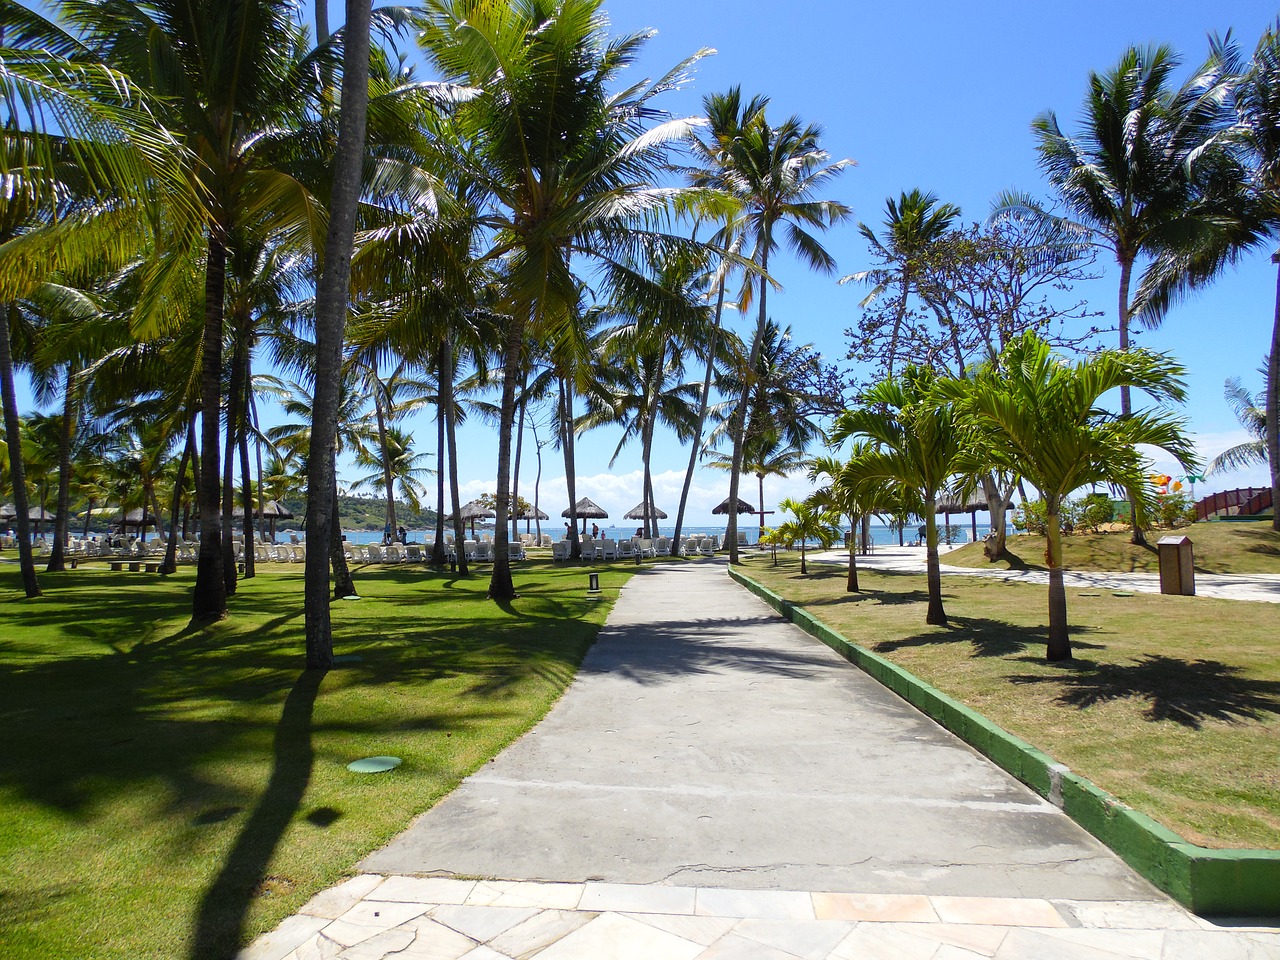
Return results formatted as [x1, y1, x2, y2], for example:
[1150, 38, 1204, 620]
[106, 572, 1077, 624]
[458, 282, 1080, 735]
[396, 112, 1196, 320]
[239, 560, 1280, 960]
[241, 875, 1280, 960]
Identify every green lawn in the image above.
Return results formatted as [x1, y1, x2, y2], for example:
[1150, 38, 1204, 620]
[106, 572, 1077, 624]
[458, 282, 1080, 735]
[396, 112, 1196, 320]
[0, 559, 634, 960]
[945, 519, 1280, 574]
[741, 555, 1280, 851]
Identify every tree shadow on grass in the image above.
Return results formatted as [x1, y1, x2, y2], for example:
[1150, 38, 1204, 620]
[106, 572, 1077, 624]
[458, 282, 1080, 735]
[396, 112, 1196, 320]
[872, 616, 1104, 658]
[1009, 655, 1280, 728]
[191, 667, 323, 960]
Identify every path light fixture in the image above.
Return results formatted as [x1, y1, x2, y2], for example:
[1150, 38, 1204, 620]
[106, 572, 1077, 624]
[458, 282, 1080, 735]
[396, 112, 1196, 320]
[587, 572, 601, 597]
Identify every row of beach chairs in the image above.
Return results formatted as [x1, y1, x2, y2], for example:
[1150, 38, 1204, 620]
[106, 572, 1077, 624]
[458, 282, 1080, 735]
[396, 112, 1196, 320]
[551, 535, 720, 561]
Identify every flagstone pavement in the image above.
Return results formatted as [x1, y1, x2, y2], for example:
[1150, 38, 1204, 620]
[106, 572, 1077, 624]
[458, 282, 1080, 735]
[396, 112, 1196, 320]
[239, 561, 1280, 960]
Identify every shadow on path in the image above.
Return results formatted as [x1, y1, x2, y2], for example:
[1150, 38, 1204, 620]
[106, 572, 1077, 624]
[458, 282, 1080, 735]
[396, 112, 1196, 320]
[190, 668, 324, 959]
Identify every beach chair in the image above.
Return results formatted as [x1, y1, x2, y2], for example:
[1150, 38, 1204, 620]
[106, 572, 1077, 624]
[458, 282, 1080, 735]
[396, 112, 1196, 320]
[551, 540, 570, 561]
[508, 541, 525, 562]
[616, 538, 634, 560]
[638, 538, 656, 558]
[580, 539, 598, 561]
[600, 538, 616, 560]
[367, 544, 384, 562]
[540, 533, 553, 547]
[699, 538, 715, 557]
[655, 536, 670, 556]
[405, 544, 423, 562]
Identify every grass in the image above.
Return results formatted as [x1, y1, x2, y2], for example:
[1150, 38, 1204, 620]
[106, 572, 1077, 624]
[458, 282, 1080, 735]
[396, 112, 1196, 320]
[741, 554, 1280, 851]
[944, 519, 1280, 574]
[0, 557, 636, 960]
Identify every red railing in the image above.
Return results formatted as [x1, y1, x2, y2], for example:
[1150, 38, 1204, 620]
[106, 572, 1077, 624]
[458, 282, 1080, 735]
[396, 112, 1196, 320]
[1195, 487, 1273, 521]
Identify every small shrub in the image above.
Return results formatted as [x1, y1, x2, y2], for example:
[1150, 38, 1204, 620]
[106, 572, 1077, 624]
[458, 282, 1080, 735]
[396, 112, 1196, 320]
[1157, 491, 1196, 528]
[1079, 492, 1115, 532]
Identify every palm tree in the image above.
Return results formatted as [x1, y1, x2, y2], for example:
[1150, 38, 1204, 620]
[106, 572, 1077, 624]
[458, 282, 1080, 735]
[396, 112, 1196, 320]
[939, 331, 1195, 661]
[1231, 24, 1280, 531]
[704, 91, 852, 564]
[808, 448, 896, 593]
[830, 368, 966, 626]
[417, 0, 712, 599]
[775, 496, 841, 575]
[843, 189, 962, 377]
[1206, 366, 1269, 477]
[349, 425, 434, 516]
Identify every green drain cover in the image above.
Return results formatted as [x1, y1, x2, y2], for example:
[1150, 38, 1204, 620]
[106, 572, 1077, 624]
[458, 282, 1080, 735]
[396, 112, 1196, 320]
[347, 756, 402, 774]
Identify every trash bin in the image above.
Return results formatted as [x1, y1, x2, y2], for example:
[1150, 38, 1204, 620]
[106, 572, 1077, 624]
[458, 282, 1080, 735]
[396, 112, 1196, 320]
[1156, 535, 1195, 596]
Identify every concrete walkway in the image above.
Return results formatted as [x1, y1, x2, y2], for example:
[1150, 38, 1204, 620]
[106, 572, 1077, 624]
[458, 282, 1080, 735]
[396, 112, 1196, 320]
[241, 562, 1279, 960]
[808, 544, 1280, 603]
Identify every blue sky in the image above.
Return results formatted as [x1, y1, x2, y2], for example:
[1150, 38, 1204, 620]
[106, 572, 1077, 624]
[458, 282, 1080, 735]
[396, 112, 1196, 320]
[21, 0, 1280, 527]
[450, 0, 1280, 525]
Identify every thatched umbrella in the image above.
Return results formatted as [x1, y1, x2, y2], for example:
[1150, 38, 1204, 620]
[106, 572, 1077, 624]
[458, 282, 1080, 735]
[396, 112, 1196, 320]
[118, 507, 157, 542]
[452, 498, 495, 538]
[516, 503, 549, 535]
[711, 496, 755, 516]
[936, 496, 1014, 543]
[27, 505, 57, 539]
[624, 501, 667, 519]
[233, 500, 294, 540]
[562, 496, 608, 534]
[0, 503, 16, 521]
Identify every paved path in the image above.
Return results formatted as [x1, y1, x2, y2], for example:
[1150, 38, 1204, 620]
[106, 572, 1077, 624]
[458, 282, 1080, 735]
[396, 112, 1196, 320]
[241, 562, 1279, 960]
[808, 545, 1280, 603]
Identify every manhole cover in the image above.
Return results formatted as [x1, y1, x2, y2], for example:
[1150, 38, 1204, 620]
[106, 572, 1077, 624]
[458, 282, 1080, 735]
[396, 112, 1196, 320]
[347, 756, 402, 774]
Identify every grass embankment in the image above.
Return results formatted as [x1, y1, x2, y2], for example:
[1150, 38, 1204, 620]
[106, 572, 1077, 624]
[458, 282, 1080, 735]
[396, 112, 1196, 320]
[0, 559, 634, 960]
[742, 555, 1280, 851]
[945, 519, 1280, 574]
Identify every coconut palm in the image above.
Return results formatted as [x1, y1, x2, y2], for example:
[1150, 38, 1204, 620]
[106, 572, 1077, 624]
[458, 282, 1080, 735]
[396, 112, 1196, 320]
[1206, 367, 1269, 477]
[1231, 24, 1280, 531]
[830, 368, 967, 626]
[939, 331, 1195, 661]
[843, 189, 962, 377]
[348, 424, 434, 515]
[1025, 44, 1245, 414]
[417, 0, 712, 599]
[703, 89, 853, 564]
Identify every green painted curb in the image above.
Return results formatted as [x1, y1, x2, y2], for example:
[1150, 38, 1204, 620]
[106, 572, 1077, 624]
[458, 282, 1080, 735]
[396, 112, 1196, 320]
[728, 566, 1280, 917]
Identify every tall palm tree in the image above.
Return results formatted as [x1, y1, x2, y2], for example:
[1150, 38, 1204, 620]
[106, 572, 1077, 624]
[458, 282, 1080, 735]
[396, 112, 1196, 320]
[62, 0, 330, 619]
[830, 367, 966, 626]
[1026, 44, 1248, 410]
[1023, 43, 1254, 545]
[1231, 24, 1280, 531]
[941, 331, 1195, 661]
[807, 451, 884, 592]
[843, 189, 961, 377]
[417, 0, 712, 599]
[702, 89, 853, 564]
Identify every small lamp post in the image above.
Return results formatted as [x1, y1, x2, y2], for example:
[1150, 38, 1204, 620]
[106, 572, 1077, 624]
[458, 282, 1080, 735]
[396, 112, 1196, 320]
[587, 571, 601, 597]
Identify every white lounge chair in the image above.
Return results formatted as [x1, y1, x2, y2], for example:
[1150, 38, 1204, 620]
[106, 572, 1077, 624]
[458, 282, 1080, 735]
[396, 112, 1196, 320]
[551, 540, 570, 561]
[617, 539, 634, 560]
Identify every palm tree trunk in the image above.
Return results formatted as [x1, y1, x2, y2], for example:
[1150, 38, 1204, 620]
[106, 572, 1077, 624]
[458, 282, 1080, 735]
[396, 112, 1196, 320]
[641, 401, 655, 540]
[846, 514, 859, 592]
[487, 318, 524, 600]
[330, 475, 356, 598]
[512, 380, 527, 542]
[239, 402, 256, 578]
[251, 394, 266, 544]
[673, 272, 726, 554]
[800, 541, 807, 575]
[370, 371, 398, 539]
[305, 0, 372, 667]
[161, 423, 193, 575]
[47, 364, 76, 572]
[560, 377, 580, 558]
[1116, 254, 1147, 547]
[1045, 498, 1071, 660]
[1269, 252, 1279, 533]
[222, 325, 245, 594]
[0, 302, 40, 597]
[981, 474, 1010, 561]
[924, 495, 946, 625]
[193, 232, 228, 620]
[728, 247, 770, 565]
[432, 341, 447, 565]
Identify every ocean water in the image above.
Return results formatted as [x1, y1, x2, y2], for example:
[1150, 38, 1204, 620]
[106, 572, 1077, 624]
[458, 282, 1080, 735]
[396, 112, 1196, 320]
[340, 521, 1011, 547]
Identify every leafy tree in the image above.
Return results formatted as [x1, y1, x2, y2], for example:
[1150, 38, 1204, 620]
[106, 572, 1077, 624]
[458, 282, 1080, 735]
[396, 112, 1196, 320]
[940, 331, 1195, 661]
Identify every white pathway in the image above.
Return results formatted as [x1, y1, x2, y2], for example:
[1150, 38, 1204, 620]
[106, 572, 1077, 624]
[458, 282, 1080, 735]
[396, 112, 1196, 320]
[807, 545, 1280, 603]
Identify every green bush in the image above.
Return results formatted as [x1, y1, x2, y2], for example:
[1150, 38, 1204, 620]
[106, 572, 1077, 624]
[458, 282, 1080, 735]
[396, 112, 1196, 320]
[1079, 492, 1115, 532]
[1157, 491, 1196, 529]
